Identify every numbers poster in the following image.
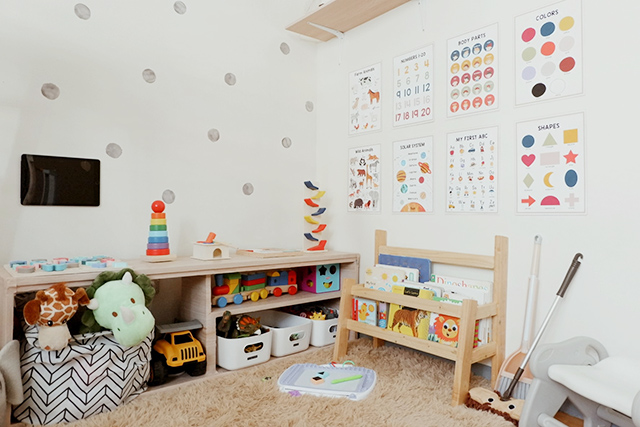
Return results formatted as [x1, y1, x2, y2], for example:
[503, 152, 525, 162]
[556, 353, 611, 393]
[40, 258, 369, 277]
[392, 137, 433, 213]
[393, 45, 434, 127]
[515, 0, 582, 105]
[349, 63, 381, 135]
[447, 23, 499, 118]
[447, 127, 498, 213]
[517, 113, 585, 213]
[348, 145, 381, 212]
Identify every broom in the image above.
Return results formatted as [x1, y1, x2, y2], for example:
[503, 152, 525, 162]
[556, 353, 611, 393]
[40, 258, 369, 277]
[494, 235, 542, 400]
[466, 253, 583, 425]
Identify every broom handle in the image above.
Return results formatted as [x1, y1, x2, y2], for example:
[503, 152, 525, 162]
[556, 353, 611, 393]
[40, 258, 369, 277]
[501, 253, 583, 401]
[521, 235, 542, 352]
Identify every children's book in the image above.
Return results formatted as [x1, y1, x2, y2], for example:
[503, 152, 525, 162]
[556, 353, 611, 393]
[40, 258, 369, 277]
[378, 254, 431, 282]
[353, 297, 377, 326]
[363, 265, 419, 292]
[386, 283, 434, 339]
[377, 301, 388, 328]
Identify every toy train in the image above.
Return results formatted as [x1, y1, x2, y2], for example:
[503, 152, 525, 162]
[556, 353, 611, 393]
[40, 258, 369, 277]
[212, 270, 298, 308]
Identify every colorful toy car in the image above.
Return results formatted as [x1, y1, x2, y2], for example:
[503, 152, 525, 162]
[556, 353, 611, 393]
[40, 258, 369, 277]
[149, 320, 206, 386]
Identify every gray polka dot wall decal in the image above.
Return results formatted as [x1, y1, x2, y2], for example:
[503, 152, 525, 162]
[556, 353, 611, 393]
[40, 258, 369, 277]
[280, 42, 290, 55]
[174, 1, 187, 14]
[162, 189, 176, 204]
[106, 143, 122, 158]
[142, 69, 156, 83]
[242, 183, 254, 195]
[41, 83, 60, 100]
[74, 3, 91, 20]
[224, 73, 236, 86]
[281, 137, 292, 148]
[207, 128, 220, 142]
[305, 101, 314, 112]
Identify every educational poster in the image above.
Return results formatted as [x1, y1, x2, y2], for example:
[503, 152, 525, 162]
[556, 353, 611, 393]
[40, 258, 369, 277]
[392, 137, 433, 213]
[515, 0, 583, 105]
[393, 45, 434, 127]
[517, 113, 585, 213]
[348, 145, 381, 212]
[447, 127, 498, 213]
[447, 23, 499, 118]
[349, 63, 381, 135]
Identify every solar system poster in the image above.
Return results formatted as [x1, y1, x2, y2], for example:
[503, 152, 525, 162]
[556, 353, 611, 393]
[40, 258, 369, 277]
[447, 23, 499, 118]
[348, 144, 381, 212]
[515, 0, 583, 105]
[392, 137, 433, 213]
[517, 113, 585, 213]
[349, 63, 382, 136]
[392, 45, 434, 127]
[447, 127, 498, 213]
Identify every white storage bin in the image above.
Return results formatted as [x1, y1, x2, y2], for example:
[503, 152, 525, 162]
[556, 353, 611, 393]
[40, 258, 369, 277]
[253, 310, 311, 357]
[217, 328, 272, 370]
[310, 317, 338, 347]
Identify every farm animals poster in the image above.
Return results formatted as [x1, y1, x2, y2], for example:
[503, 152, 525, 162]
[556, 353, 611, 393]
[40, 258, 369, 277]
[348, 145, 381, 212]
[392, 136, 433, 213]
[393, 45, 434, 127]
[349, 63, 381, 135]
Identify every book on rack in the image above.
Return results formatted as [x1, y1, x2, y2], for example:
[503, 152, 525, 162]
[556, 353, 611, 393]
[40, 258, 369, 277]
[386, 283, 434, 339]
[364, 265, 420, 292]
[377, 254, 431, 283]
[352, 297, 377, 326]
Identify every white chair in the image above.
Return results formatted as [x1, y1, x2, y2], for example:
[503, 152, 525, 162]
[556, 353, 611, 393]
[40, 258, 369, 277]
[520, 336, 640, 427]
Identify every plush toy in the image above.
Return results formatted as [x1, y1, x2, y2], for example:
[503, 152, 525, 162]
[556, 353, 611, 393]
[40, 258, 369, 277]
[23, 283, 90, 351]
[216, 311, 261, 339]
[81, 269, 155, 347]
[0, 340, 23, 427]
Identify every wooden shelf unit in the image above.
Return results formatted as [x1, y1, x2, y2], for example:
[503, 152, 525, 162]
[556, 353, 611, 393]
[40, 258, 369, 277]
[0, 250, 359, 389]
[286, 0, 411, 41]
[333, 230, 508, 406]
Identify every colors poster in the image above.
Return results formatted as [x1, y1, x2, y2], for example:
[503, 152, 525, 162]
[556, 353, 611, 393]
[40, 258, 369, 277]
[517, 113, 585, 213]
[348, 145, 381, 212]
[393, 45, 434, 127]
[447, 23, 499, 118]
[392, 137, 433, 213]
[447, 127, 498, 213]
[349, 63, 382, 135]
[515, 0, 583, 104]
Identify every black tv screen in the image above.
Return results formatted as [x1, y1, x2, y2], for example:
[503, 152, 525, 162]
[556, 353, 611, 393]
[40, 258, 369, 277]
[21, 154, 100, 206]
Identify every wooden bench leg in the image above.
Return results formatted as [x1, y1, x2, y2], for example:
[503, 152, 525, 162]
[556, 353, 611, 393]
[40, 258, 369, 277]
[451, 299, 477, 405]
[333, 278, 355, 361]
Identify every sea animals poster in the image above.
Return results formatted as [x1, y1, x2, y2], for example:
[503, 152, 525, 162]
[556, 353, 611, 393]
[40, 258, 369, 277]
[349, 63, 381, 135]
[393, 45, 434, 127]
[392, 137, 433, 213]
[447, 127, 498, 213]
[447, 23, 499, 118]
[515, 0, 582, 105]
[517, 113, 585, 213]
[348, 145, 381, 212]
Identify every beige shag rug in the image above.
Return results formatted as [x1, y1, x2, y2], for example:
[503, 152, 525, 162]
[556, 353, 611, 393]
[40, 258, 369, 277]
[57, 339, 513, 427]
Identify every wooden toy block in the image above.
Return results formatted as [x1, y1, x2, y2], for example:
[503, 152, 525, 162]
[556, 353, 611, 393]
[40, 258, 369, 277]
[304, 198, 319, 207]
[311, 207, 326, 216]
[304, 181, 319, 190]
[304, 215, 319, 225]
[192, 242, 230, 260]
[298, 264, 340, 293]
[312, 224, 327, 233]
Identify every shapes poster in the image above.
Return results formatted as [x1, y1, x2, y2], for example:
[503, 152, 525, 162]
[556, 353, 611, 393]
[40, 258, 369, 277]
[447, 127, 498, 213]
[447, 23, 498, 118]
[515, 0, 583, 105]
[393, 45, 434, 127]
[348, 145, 381, 212]
[517, 113, 585, 213]
[349, 63, 381, 135]
[392, 137, 433, 213]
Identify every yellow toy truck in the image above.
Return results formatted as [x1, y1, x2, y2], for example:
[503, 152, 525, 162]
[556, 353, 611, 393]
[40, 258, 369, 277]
[149, 320, 206, 386]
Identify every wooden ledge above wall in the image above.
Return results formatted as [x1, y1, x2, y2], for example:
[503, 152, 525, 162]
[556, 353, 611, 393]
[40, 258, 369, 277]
[286, 0, 412, 41]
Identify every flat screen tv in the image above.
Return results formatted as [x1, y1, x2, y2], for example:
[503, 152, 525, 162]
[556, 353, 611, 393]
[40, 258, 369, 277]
[21, 154, 100, 206]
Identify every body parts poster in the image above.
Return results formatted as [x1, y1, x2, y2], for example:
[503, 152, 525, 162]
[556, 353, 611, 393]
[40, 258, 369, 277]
[517, 113, 585, 213]
[447, 127, 498, 213]
[515, 0, 582, 105]
[348, 144, 381, 212]
[393, 45, 434, 127]
[447, 23, 498, 118]
[392, 137, 433, 213]
[349, 63, 381, 135]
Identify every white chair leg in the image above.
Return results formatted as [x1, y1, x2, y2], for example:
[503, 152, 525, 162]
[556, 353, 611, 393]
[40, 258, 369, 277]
[520, 378, 569, 427]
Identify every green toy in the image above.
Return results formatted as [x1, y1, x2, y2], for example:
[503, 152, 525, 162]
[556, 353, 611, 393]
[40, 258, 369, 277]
[81, 268, 155, 347]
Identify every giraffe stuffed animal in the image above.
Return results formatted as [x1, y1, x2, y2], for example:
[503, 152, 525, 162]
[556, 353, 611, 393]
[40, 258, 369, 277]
[23, 283, 90, 351]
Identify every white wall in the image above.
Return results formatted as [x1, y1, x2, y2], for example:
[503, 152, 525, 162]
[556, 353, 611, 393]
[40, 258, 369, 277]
[315, 0, 640, 358]
[0, 0, 317, 260]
